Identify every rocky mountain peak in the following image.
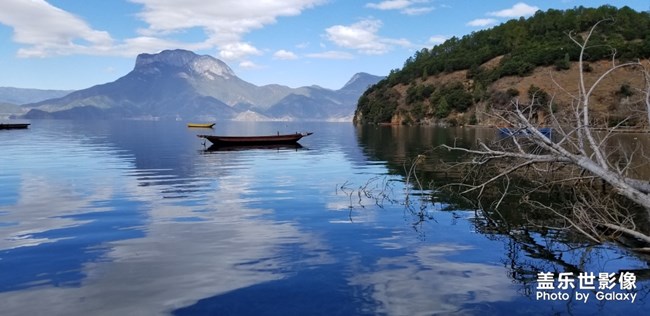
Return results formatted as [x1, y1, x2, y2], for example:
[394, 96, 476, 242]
[134, 49, 235, 79]
[135, 49, 195, 68]
[190, 55, 235, 79]
[340, 72, 383, 91]
[344, 72, 367, 85]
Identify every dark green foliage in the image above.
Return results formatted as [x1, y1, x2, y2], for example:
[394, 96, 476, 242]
[527, 85, 550, 110]
[467, 64, 482, 79]
[435, 96, 451, 118]
[358, 5, 650, 124]
[473, 82, 488, 102]
[444, 84, 474, 112]
[554, 53, 571, 70]
[381, 4, 649, 85]
[469, 113, 478, 125]
[406, 84, 435, 104]
[499, 58, 535, 76]
[411, 101, 425, 121]
[355, 86, 399, 124]
[617, 83, 634, 97]
[506, 88, 520, 97]
[428, 83, 474, 114]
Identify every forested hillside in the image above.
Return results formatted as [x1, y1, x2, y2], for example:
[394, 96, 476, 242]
[354, 5, 650, 126]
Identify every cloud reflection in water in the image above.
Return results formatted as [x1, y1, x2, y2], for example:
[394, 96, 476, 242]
[0, 139, 332, 315]
[348, 244, 516, 315]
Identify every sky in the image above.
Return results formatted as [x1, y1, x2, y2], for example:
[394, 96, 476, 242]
[0, 1, 648, 91]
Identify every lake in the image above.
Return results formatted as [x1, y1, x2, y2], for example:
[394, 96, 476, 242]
[1, 120, 648, 315]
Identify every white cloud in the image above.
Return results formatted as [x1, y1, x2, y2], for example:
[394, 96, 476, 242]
[325, 19, 411, 55]
[306, 51, 354, 59]
[488, 2, 539, 18]
[131, 0, 326, 60]
[383, 38, 411, 47]
[0, 0, 113, 57]
[218, 42, 262, 60]
[273, 50, 298, 60]
[239, 60, 260, 69]
[366, 0, 412, 10]
[0, 0, 326, 59]
[366, 0, 433, 15]
[466, 18, 498, 27]
[402, 7, 434, 15]
[465, 3, 538, 30]
[116, 36, 210, 57]
[428, 35, 447, 45]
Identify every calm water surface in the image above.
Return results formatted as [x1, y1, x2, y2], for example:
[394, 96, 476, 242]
[1, 120, 648, 315]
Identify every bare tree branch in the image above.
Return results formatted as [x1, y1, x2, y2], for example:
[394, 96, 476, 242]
[438, 20, 650, 248]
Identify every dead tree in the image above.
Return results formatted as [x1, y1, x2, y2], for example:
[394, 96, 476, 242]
[439, 21, 650, 249]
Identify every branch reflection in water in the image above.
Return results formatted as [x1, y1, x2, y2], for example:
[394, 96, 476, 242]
[349, 124, 650, 312]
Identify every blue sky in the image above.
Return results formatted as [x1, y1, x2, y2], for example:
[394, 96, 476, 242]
[0, 1, 647, 90]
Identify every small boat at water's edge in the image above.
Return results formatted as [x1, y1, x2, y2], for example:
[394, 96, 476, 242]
[198, 132, 313, 146]
[188, 123, 215, 128]
[0, 123, 30, 130]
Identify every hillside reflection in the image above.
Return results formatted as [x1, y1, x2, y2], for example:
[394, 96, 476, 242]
[354, 124, 650, 306]
[1, 121, 648, 315]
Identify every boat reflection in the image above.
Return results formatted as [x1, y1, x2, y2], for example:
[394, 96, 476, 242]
[203, 143, 305, 152]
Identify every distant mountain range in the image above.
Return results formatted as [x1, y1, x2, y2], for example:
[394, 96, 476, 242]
[0, 87, 74, 105]
[13, 49, 382, 121]
[0, 87, 73, 119]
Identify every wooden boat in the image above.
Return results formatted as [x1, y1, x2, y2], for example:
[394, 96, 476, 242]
[198, 132, 313, 146]
[0, 123, 30, 130]
[187, 123, 215, 128]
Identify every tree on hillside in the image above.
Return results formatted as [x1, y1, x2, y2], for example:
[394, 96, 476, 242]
[439, 21, 650, 249]
[356, 6, 650, 125]
[435, 96, 450, 118]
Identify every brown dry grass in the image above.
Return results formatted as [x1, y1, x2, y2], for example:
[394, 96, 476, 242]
[492, 59, 648, 112]
[386, 58, 649, 126]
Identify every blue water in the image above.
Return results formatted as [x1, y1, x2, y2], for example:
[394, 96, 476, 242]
[0, 120, 648, 315]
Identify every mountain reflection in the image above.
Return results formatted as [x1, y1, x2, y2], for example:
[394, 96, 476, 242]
[1, 121, 649, 315]
[0, 121, 329, 315]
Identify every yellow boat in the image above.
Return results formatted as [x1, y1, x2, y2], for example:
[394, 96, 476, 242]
[187, 123, 215, 128]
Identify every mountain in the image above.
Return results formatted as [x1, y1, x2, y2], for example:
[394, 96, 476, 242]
[339, 73, 384, 93]
[0, 87, 73, 119]
[0, 102, 22, 119]
[0, 87, 73, 105]
[354, 5, 650, 126]
[21, 49, 382, 121]
[266, 73, 384, 121]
